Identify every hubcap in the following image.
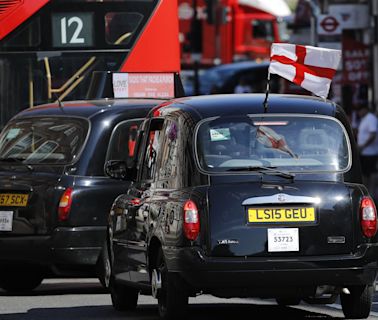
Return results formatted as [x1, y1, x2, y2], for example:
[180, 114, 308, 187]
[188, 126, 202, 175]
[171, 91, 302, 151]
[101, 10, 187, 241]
[151, 269, 162, 298]
[104, 256, 111, 287]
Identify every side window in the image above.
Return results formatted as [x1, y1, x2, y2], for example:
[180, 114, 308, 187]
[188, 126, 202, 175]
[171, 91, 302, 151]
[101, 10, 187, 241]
[140, 119, 164, 181]
[158, 120, 179, 181]
[105, 12, 143, 45]
[3, 18, 41, 48]
[106, 119, 142, 167]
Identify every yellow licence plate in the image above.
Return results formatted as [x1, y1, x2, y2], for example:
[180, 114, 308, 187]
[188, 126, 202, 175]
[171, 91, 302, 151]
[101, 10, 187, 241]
[0, 194, 29, 207]
[248, 207, 315, 223]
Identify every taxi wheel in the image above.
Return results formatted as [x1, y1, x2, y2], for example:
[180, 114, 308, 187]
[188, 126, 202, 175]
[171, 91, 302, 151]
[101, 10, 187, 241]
[97, 240, 111, 289]
[341, 285, 373, 319]
[109, 275, 138, 311]
[0, 268, 44, 293]
[156, 248, 188, 320]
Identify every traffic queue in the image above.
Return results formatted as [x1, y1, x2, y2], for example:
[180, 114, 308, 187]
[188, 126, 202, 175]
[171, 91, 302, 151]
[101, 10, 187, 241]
[0, 1, 377, 320]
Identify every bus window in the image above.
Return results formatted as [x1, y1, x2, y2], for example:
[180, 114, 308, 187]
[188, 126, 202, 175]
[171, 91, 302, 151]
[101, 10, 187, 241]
[105, 12, 143, 45]
[3, 19, 41, 48]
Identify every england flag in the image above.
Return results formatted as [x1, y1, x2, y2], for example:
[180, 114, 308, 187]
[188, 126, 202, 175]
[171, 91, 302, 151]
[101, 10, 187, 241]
[269, 43, 341, 98]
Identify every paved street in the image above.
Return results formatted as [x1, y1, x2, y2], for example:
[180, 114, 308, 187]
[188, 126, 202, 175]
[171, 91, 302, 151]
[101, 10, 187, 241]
[1, 278, 378, 319]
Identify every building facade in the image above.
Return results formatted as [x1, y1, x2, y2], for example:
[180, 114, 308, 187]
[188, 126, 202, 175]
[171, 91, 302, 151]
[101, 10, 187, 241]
[292, 0, 374, 117]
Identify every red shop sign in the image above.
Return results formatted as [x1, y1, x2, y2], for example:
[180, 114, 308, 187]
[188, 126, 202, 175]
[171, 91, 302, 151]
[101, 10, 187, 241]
[342, 36, 370, 85]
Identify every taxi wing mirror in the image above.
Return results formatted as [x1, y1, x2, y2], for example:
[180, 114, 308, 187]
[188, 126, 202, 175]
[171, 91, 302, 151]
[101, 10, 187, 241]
[104, 160, 136, 181]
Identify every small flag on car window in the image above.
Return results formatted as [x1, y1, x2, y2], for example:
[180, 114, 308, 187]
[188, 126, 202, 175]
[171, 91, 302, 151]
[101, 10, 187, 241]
[269, 43, 341, 98]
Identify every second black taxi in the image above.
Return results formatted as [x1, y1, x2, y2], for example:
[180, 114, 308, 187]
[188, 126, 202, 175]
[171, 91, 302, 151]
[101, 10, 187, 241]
[106, 94, 378, 320]
[0, 98, 165, 292]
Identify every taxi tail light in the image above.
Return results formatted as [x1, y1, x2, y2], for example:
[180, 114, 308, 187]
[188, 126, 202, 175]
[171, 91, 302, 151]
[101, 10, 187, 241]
[183, 200, 200, 241]
[360, 196, 377, 238]
[58, 188, 73, 222]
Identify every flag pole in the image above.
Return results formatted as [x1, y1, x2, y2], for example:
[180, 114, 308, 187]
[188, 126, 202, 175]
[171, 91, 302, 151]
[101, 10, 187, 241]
[262, 71, 270, 113]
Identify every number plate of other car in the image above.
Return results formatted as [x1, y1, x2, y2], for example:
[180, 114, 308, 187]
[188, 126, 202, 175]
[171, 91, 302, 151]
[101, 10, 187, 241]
[0, 194, 28, 207]
[0, 211, 13, 231]
[268, 228, 299, 252]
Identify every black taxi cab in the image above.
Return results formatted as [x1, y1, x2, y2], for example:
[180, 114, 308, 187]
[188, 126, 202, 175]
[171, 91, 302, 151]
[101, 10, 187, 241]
[106, 94, 378, 319]
[0, 98, 165, 292]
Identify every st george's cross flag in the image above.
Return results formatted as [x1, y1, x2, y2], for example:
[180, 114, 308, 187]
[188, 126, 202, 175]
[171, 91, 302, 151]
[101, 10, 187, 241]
[269, 43, 341, 98]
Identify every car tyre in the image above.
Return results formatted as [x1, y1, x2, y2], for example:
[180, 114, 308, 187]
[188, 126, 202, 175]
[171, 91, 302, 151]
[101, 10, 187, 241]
[97, 240, 111, 289]
[341, 285, 373, 319]
[109, 276, 139, 311]
[0, 267, 44, 293]
[156, 248, 188, 320]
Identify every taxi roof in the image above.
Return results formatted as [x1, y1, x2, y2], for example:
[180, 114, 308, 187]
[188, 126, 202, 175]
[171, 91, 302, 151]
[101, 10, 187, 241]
[13, 98, 166, 120]
[159, 94, 338, 120]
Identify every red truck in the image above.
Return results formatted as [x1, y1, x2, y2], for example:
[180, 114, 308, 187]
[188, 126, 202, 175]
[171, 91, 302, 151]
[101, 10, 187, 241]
[178, 0, 291, 68]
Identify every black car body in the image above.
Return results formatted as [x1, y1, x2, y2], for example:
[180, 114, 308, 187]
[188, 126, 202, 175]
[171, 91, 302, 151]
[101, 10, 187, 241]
[106, 94, 378, 319]
[0, 98, 165, 292]
[183, 61, 279, 95]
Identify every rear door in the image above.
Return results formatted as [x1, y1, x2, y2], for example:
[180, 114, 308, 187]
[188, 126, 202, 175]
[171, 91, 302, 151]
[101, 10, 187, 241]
[207, 179, 357, 257]
[69, 119, 144, 228]
[112, 118, 164, 285]
[195, 113, 356, 258]
[0, 167, 64, 235]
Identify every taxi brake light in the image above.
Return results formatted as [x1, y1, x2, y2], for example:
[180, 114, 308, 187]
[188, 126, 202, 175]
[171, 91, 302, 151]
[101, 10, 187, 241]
[360, 196, 377, 238]
[183, 200, 200, 241]
[58, 188, 73, 221]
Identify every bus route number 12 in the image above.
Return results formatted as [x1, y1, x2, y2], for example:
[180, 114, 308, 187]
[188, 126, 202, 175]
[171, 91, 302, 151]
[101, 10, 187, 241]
[52, 13, 93, 47]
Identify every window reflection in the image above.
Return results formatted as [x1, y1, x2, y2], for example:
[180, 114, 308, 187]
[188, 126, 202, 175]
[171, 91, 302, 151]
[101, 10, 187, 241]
[0, 117, 89, 164]
[141, 120, 163, 181]
[196, 116, 350, 173]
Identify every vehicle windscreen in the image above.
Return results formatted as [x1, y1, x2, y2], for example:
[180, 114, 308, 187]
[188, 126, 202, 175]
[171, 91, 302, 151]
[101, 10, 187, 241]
[196, 115, 351, 173]
[0, 117, 89, 165]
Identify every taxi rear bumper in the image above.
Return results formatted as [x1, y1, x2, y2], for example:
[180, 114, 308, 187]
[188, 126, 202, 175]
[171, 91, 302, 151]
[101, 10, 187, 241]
[164, 244, 378, 295]
[0, 226, 106, 272]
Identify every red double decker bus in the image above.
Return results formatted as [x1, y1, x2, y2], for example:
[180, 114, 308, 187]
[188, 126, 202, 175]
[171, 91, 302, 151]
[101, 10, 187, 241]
[0, 0, 180, 126]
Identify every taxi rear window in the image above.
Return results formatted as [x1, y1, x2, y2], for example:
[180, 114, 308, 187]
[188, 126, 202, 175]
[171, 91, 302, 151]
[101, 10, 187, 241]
[0, 117, 89, 165]
[195, 115, 351, 173]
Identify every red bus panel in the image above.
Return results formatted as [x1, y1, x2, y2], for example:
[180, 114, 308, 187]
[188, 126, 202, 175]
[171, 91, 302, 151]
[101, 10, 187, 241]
[0, 0, 49, 40]
[121, 0, 180, 72]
